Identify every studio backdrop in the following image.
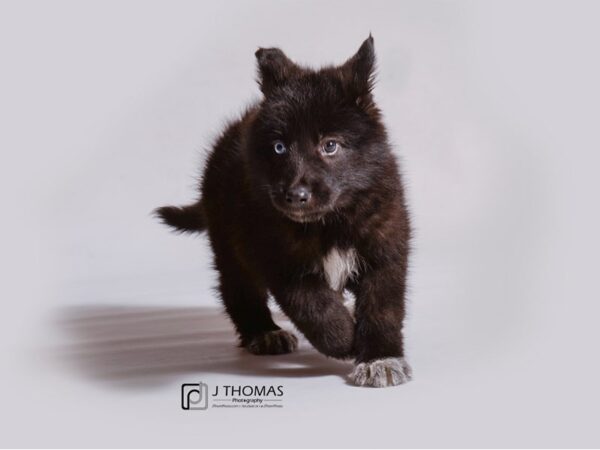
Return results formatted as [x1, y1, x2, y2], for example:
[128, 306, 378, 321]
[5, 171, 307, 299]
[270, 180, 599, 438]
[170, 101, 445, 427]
[1, 0, 599, 448]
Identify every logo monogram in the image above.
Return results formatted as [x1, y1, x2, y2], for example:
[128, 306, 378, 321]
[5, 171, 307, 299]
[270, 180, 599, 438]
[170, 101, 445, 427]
[181, 383, 209, 410]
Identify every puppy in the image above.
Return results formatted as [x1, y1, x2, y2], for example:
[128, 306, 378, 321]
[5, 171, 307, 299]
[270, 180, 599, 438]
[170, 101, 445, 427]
[156, 36, 412, 387]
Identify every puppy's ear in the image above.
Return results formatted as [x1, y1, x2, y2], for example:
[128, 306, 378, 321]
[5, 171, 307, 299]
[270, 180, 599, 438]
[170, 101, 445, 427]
[255, 47, 298, 96]
[342, 35, 376, 106]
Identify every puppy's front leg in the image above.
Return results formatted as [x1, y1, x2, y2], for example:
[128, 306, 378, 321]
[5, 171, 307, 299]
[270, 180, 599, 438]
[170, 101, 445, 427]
[271, 274, 355, 359]
[351, 262, 412, 387]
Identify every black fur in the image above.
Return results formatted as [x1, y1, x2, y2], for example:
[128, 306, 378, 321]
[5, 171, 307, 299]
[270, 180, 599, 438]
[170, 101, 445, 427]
[155, 202, 206, 233]
[157, 36, 412, 384]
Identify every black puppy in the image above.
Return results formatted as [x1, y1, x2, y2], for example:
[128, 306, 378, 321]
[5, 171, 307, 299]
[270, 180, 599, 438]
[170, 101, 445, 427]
[157, 36, 412, 387]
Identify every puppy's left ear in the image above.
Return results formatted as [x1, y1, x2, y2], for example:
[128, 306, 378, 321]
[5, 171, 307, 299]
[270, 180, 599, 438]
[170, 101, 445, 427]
[342, 35, 376, 105]
[255, 47, 299, 96]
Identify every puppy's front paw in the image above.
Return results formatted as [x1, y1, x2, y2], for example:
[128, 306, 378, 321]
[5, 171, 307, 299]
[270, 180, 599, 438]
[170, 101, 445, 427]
[245, 329, 299, 355]
[350, 357, 412, 387]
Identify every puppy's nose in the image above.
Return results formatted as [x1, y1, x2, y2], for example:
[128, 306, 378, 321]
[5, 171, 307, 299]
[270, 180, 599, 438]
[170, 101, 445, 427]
[285, 186, 311, 205]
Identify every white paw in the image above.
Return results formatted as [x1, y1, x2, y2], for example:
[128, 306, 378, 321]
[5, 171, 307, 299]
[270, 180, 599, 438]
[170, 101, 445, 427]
[350, 357, 412, 387]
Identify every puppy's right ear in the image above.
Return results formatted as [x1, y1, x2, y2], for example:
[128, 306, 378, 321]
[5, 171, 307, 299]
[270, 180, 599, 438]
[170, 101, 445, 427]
[255, 47, 298, 96]
[342, 35, 377, 107]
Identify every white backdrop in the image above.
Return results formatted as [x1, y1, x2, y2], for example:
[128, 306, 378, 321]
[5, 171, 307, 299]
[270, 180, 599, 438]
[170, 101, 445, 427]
[1, 0, 599, 447]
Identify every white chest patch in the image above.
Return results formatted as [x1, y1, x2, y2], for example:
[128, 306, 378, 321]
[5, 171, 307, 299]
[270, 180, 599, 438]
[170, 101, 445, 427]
[322, 247, 359, 291]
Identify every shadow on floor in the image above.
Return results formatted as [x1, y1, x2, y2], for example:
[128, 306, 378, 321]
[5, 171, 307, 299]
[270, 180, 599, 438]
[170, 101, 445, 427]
[55, 305, 352, 387]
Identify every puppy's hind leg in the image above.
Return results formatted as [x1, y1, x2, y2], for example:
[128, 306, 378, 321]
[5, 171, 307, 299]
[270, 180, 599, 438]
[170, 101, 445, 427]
[215, 253, 298, 355]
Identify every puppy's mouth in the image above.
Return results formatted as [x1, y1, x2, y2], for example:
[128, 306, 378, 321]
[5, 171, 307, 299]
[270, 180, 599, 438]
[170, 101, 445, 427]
[269, 197, 330, 223]
[280, 208, 328, 223]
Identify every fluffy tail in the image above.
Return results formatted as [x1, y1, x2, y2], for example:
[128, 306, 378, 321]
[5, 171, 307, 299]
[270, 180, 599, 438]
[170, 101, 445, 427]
[154, 200, 206, 233]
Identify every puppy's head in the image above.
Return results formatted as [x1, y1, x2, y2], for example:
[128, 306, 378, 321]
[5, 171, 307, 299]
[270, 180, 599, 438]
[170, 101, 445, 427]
[247, 36, 389, 223]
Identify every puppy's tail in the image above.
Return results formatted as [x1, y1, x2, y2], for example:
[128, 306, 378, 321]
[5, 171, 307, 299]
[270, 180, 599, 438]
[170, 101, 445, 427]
[154, 200, 207, 234]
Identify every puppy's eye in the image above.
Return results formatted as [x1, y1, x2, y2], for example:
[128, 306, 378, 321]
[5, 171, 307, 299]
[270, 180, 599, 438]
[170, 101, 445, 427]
[273, 141, 287, 155]
[322, 140, 338, 155]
